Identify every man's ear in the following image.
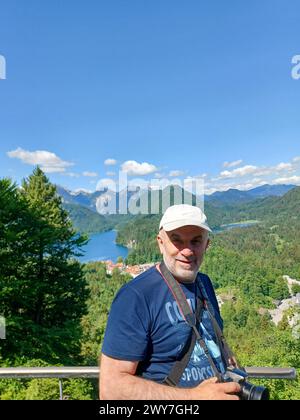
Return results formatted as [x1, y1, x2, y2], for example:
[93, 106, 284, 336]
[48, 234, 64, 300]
[156, 230, 164, 254]
[156, 232, 162, 245]
[205, 238, 211, 251]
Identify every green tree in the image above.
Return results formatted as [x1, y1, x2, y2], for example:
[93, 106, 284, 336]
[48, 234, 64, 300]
[0, 168, 88, 364]
[0, 178, 32, 356]
[292, 284, 300, 295]
[80, 262, 131, 365]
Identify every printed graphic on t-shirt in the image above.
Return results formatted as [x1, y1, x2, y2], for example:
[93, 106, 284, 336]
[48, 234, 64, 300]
[165, 297, 225, 385]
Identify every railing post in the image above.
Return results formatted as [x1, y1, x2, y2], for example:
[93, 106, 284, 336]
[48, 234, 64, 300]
[59, 379, 63, 400]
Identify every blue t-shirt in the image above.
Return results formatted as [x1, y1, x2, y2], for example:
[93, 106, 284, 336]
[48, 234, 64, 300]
[102, 266, 226, 387]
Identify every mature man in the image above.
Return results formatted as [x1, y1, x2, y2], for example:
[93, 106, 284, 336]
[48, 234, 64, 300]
[100, 204, 240, 400]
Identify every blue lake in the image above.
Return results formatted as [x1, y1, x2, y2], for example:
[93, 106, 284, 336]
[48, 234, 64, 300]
[213, 221, 260, 234]
[79, 221, 259, 263]
[79, 230, 128, 263]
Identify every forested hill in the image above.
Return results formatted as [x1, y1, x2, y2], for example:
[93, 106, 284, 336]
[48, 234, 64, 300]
[205, 184, 295, 206]
[63, 203, 114, 234]
[217, 186, 300, 226]
[113, 205, 223, 264]
[61, 184, 300, 238]
[116, 186, 300, 264]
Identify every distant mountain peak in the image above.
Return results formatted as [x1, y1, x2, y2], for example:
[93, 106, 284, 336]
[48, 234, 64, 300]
[205, 184, 296, 205]
[56, 183, 297, 212]
[71, 189, 93, 196]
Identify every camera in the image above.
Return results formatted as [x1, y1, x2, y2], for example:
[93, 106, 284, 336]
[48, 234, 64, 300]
[222, 366, 269, 400]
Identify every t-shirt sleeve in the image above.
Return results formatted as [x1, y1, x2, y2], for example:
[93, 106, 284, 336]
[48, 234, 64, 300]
[101, 284, 150, 361]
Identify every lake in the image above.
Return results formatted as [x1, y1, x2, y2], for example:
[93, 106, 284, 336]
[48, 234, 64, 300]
[213, 220, 260, 234]
[79, 230, 128, 263]
[79, 221, 260, 263]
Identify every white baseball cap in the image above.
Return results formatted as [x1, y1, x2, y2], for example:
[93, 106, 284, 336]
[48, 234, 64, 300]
[159, 204, 212, 232]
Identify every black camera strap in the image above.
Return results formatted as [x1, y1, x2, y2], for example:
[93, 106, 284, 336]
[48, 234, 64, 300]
[159, 261, 224, 385]
[162, 295, 204, 386]
[205, 302, 236, 366]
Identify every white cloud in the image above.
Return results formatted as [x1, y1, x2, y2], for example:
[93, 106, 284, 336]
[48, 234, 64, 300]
[273, 176, 300, 185]
[218, 161, 295, 181]
[83, 171, 98, 177]
[182, 177, 205, 196]
[64, 172, 80, 178]
[7, 147, 73, 173]
[204, 187, 218, 195]
[254, 168, 274, 177]
[149, 177, 183, 190]
[218, 171, 231, 179]
[204, 184, 230, 195]
[202, 157, 300, 194]
[121, 160, 158, 176]
[204, 178, 266, 195]
[154, 173, 165, 179]
[96, 178, 118, 192]
[127, 178, 150, 190]
[40, 167, 67, 174]
[104, 158, 117, 166]
[229, 180, 266, 191]
[274, 162, 294, 172]
[72, 188, 93, 194]
[223, 159, 243, 168]
[219, 165, 258, 179]
[169, 170, 185, 177]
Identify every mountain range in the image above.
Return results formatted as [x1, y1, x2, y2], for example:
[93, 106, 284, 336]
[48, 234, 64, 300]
[114, 184, 300, 262]
[58, 183, 295, 212]
[56, 183, 297, 234]
[204, 184, 295, 205]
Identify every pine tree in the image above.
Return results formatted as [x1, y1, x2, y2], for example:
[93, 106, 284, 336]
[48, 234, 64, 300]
[0, 178, 29, 317]
[0, 168, 88, 364]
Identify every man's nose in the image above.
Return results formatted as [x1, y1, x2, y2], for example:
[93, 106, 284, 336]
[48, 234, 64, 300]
[180, 246, 194, 257]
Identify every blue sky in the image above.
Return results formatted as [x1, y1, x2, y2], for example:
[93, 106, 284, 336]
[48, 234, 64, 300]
[0, 0, 300, 194]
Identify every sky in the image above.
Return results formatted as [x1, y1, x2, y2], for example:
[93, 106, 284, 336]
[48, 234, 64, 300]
[0, 0, 300, 194]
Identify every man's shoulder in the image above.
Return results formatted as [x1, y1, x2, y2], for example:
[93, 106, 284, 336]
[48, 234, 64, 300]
[198, 271, 213, 288]
[197, 272, 217, 301]
[197, 272, 222, 319]
[121, 265, 163, 295]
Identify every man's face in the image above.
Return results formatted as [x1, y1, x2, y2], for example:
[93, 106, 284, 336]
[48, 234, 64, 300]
[157, 225, 210, 283]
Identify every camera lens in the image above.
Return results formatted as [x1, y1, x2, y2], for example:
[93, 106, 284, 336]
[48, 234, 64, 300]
[240, 382, 269, 400]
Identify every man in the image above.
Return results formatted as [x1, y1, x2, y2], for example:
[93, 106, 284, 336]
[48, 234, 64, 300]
[100, 204, 240, 400]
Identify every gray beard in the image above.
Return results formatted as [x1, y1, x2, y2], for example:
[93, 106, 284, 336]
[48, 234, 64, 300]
[162, 256, 198, 283]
